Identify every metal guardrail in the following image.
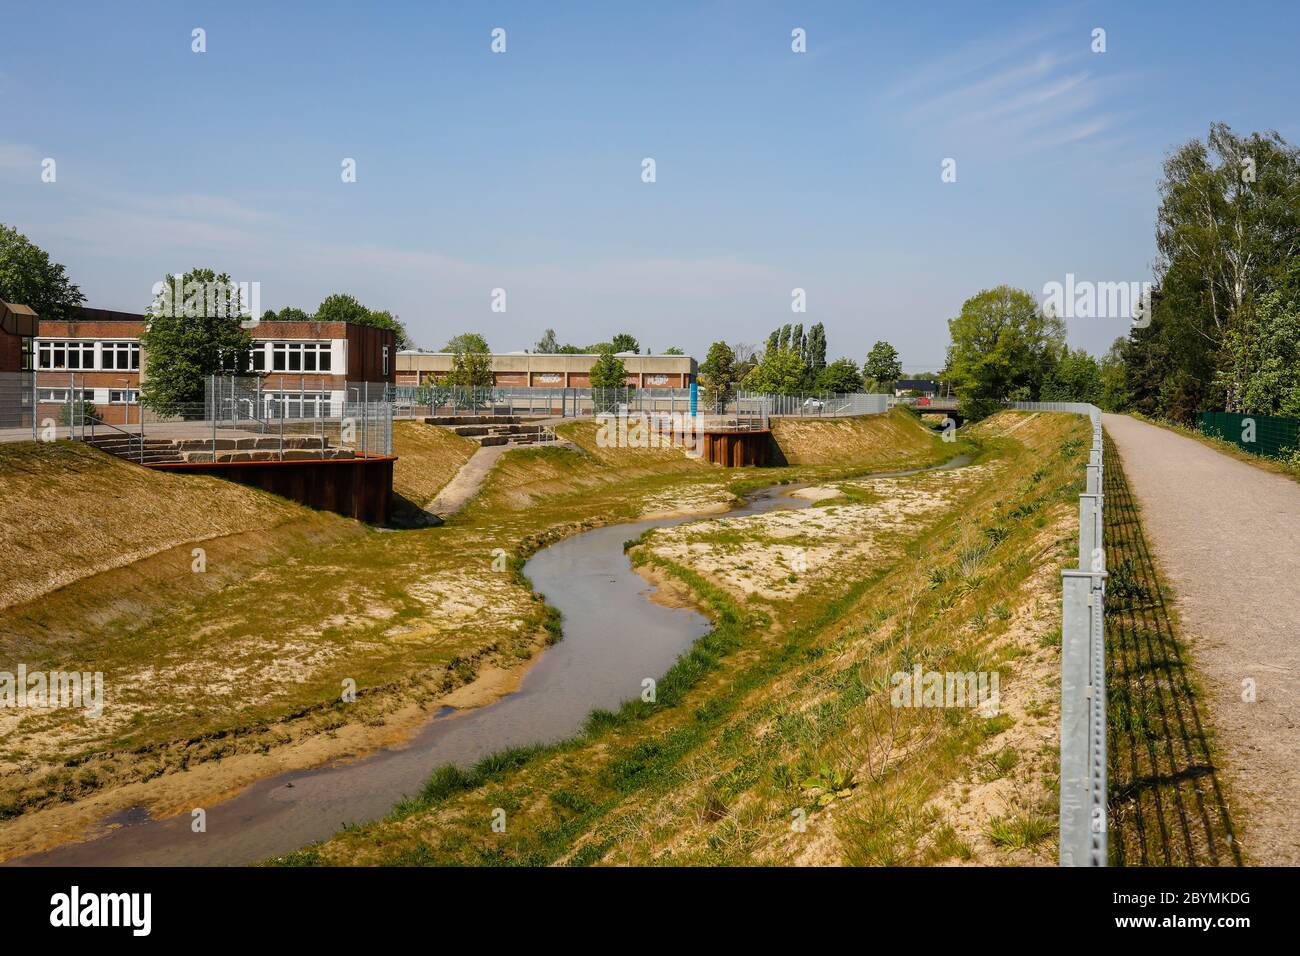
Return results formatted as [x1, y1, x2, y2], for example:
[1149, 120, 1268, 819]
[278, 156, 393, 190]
[1010, 400, 1108, 867]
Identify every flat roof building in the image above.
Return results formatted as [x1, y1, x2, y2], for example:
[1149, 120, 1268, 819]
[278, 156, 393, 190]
[396, 350, 697, 389]
[27, 308, 396, 424]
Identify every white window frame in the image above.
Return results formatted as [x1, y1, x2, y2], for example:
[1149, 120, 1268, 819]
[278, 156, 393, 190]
[270, 341, 332, 373]
[101, 341, 141, 371]
[38, 388, 94, 403]
[263, 392, 334, 420]
[36, 339, 139, 372]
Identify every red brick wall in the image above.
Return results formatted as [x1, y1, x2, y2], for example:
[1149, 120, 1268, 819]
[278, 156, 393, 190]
[40, 318, 146, 339]
[251, 320, 346, 341]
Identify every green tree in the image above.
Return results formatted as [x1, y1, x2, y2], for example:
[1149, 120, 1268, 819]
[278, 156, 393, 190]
[139, 267, 252, 416]
[367, 309, 412, 350]
[1217, 287, 1300, 416]
[1123, 124, 1300, 420]
[589, 347, 629, 389]
[698, 341, 739, 409]
[610, 333, 640, 354]
[444, 332, 490, 353]
[1099, 339, 1131, 412]
[0, 223, 85, 320]
[945, 286, 1066, 419]
[535, 328, 559, 353]
[807, 323, 827, 376]
[1041, 347, 1102, 404]
[262, 306, 311, 323]
[863, 341, 903, 390]
[662, 346, 684, 355]
[314, 293, 412, 349]
[732, 341, 760, 380]
[744, 347, 806, 395]
[815, 357, 863, 393]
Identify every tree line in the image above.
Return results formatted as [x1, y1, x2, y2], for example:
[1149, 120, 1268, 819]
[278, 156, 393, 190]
[9, 123, 1295, 423]
[944, 124, 1300, 425]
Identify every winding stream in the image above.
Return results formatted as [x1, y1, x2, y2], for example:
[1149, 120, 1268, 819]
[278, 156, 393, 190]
[11, 455, 969, 866]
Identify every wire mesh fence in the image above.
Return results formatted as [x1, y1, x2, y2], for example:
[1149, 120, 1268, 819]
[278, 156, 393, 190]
[1012, 400, 1108, 867]
[737, 390, 891, 418]
[0, 373, 391, 462]
[1198, 410, 1299, 460]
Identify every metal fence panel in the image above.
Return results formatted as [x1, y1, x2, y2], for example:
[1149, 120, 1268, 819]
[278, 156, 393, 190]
[1198, 410, 1299, 460]
[736, 390, 890, 418]
[1010, 400, 1107, 866]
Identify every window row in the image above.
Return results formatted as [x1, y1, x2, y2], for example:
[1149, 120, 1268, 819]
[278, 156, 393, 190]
[37, 388, 139, 404]
[255, 342, 334, 373]
[37, 388, 94, 402]
[36, 341, 141, 371]
[263, 393, 334, 419]
[36, 339, 349, 375]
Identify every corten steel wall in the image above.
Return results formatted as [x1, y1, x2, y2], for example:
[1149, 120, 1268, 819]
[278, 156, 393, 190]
[1198, 410, 1299, 459]
[148, 455, 396, 523]
[702, 430, 770, 466]
[0, 328, 26, 372]
[345, 324, 396, 383]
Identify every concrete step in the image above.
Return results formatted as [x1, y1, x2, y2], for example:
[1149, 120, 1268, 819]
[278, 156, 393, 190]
[467, 431, 555, 447]
[425, 415, 521, 427]
[451, 423, 544, 437]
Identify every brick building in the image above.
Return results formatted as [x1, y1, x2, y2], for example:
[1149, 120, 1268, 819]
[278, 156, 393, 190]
[396, 350, 697, 389]
[24, 307, 395, 425]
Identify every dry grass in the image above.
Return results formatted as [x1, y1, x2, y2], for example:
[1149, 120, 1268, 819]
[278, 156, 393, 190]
[770, 413, 937, 466]
[0, 440, 351, 612]
[0, 410, 968, 857]
[390, 420, 477, 507]
[276, 411, 1089, 866]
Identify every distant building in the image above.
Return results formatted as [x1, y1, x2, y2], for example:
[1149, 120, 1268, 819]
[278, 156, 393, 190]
[894, 378, 943, 397]
[396, 350, 697, 389]
[28, 307, 395, 424]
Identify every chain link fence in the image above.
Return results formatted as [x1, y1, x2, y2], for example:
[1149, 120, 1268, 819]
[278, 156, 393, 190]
[1012, 400, 1108, 866]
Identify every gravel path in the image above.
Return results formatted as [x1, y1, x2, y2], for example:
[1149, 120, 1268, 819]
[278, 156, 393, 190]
[425, 444, 512, 517]
[1104, 414, 1300, 864]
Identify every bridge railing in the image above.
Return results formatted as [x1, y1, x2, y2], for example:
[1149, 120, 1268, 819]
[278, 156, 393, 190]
[1010, 400, 1108, 866]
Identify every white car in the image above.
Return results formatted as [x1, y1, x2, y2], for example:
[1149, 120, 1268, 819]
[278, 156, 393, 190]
[802, 398, 825, 412]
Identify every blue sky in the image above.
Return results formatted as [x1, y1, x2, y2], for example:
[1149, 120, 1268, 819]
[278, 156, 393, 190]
[3, 1, 1297, 369]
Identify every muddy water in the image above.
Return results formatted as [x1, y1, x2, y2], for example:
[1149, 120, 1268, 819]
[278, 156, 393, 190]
[11, 456, 969, 866]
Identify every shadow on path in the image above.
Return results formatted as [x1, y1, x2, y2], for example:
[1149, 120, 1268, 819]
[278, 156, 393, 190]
[1103, 433, 1242, 866]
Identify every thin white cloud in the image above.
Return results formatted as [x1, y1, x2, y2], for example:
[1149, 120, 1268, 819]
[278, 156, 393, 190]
[883, 8, 1133, 156]
[0, 143, 43, 178]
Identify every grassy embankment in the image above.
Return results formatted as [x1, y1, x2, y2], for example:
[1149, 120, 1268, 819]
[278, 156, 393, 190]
[274, 410, 1089, 866]
[0, 410, 950, 857]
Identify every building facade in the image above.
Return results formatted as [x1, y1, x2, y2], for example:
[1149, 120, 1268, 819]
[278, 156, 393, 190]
[27, 308, 395, 425]
[396, 351, 697, 389]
